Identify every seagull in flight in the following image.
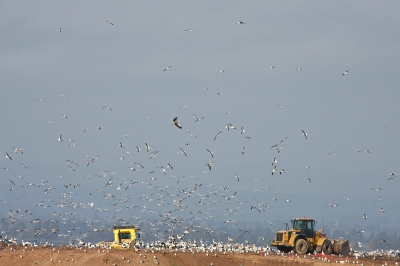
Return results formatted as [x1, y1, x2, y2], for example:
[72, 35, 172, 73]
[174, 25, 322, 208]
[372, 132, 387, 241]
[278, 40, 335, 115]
[58, 28, 62, 32]
[296, 68, 302, 71]
[389, 172, 395, 180]
[206, 149, 214, 158]
[106, 20, 114, 25]
[172, 117, 182, 129]
[236, 21, 246, 24]
[5, 152, 12, 160]
[192, 114, 205, 122]
[342, 70, 349, 76]
[164, 66, 172, 71]
[302, 130, 308, 139]
[328, 149, 339, 155]
[214, 131, 222, 141]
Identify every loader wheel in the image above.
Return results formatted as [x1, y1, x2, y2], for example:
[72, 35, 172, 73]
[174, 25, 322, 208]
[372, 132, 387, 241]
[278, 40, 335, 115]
[294, 239, 308, 255]
[322, 240, 333, 255]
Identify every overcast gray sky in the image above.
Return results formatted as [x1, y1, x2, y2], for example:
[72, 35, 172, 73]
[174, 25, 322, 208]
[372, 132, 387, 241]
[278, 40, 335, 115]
[1, 1, 400, 243]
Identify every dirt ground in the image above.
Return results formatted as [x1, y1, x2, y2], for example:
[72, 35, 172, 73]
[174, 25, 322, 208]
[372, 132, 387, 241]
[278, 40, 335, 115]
[0, 244, 399, 266]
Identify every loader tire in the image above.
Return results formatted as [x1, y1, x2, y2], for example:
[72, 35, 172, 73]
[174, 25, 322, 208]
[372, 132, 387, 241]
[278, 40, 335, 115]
[295, 239, 308, 255]
[322, 240, 333, 255]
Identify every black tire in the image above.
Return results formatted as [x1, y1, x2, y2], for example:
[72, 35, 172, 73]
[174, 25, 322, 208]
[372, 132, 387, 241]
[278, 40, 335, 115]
[295, 239, 308, 255]
[322, 240, 333, 255]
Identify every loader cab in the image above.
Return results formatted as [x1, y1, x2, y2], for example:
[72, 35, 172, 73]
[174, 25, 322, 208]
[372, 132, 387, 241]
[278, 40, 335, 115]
[292, 218, 315, 239]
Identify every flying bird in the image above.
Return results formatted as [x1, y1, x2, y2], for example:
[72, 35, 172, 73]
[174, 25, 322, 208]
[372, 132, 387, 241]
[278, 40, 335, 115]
[214, 131, 222, 141]
[164, 66, 172, 71]
[172, 117, 182, 129]
[389, 172, 395, 180]
[271, 166, 276, 175]
[106, 20, 114, 25]
[58, 28, 62, 32]
[302, 130, 308, 139]
[342, 70, 349, 76]
[236, 21, 246, 24]
[206, 149, 214, 158]
[5, 152, 12, 160]
[193, 114, 205, 122]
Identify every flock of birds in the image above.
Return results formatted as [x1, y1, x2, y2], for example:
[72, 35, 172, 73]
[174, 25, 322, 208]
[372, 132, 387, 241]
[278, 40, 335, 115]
[1, 16, 397, 255]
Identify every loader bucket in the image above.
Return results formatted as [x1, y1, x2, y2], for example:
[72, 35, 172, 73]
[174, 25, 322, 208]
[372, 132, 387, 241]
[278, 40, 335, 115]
[333, 239, 350, 255]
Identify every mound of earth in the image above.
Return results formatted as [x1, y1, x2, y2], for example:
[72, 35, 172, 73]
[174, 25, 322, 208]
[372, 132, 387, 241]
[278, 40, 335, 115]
[0, 245, 398, 266]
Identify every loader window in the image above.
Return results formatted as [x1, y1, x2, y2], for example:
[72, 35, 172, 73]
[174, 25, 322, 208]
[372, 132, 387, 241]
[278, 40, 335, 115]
[305, 220, 314, 238]
[293, 220, 303, 231]
[120, 232, 131, 239]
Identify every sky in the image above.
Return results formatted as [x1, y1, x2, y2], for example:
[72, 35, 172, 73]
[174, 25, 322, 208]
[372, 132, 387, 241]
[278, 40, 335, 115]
[1, 1, 400, 245]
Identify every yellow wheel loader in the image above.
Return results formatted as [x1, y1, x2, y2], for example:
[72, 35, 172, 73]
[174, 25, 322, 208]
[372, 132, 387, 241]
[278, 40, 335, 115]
[270, 217, 349, 255]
